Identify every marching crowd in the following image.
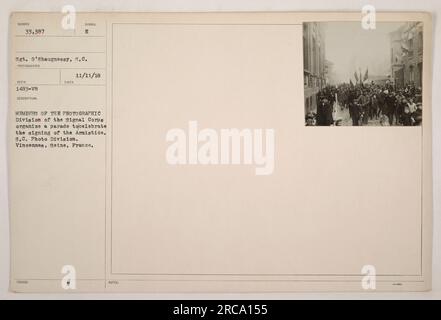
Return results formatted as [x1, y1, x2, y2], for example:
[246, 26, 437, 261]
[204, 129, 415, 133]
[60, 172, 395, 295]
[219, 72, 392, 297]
[306, 82, 422, 126]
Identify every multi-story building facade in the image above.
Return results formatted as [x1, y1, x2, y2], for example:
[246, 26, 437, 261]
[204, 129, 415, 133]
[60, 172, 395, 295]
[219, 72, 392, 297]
[390, 22, 423, 89]
[303, 23, 326, 113]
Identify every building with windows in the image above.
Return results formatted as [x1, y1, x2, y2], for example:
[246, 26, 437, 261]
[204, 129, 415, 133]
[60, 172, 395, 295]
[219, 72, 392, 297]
[390, 22, 423, 88]
[303, 23, 326, 113]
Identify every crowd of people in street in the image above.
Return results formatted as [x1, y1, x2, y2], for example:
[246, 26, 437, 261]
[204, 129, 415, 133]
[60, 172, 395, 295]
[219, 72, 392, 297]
[305, 82, 422, 126]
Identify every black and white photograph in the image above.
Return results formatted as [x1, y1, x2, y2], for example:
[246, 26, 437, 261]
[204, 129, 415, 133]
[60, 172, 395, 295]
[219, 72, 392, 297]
[303, 21, 423, 126]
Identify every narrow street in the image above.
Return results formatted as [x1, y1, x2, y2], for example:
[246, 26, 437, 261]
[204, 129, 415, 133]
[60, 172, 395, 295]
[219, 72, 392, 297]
[333, 104, 382, 126]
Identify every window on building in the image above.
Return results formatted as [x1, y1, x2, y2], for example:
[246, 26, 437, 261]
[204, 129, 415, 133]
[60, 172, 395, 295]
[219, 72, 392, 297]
[419, 32, 423, 52]
[312, 36, 317, 75]
[303, 35, 308, 70]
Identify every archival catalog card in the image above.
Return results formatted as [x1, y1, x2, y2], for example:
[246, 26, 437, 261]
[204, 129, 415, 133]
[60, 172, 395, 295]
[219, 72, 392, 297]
[8, 11, 433, 292]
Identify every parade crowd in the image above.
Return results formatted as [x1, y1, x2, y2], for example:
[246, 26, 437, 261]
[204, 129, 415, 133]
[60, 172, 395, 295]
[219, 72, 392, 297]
[306, 82, 422, 126]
